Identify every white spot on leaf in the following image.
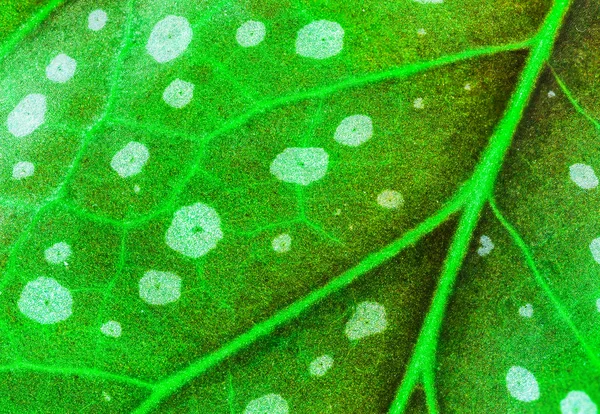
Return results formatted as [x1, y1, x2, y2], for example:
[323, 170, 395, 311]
[100, 320, 122, 337]
[295, 20, 344, 60]
[18, 277, 73, 324]
[88, 9, 108, 31]
[561, 391, 597, 414]
[270, 147, 329, 185]
[477, 235, 494, 256]
[46, 53, 76, 83]
[163, 79, 194, 108]
[12, 161, 35, 180]
[244, 394, 289, 414]
[165, 203, 223, 258]
[506, 366, 540, 402]
[44, 241, 71, 264]
[345, 301, 387, 340]
[309, 354, 333, 377]
[590, 238, 600, 264]
[110, 141, 149, 178]
[417, 28, 427, 36]
[548, 90, 556, 98]
[272, 233, 292, 253]
[413, 0, 443, 3]
[236, 20, 266, 47]
[334, 115, 373, 147]
[377, 190, 403, 209]
[518, 303, 533, 318]
[413, 98, 424, 109]
[139, 270, 181, 305]
[569, 164, 598, 189]
[146, 15, 193, 63]
[7, 94, 47, 137]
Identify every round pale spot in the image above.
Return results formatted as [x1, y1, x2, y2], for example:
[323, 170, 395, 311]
[146, 15, 192, 63]
[46, 53, 77, 83]
[506, 366, 540, 402]
[477, 235, 494, 256]
[309, 354, 334, 377]
[548, 90, 556, 98]
[413, 97, 424, 109]
[295, 20, 344, 59]
[44, 241, 71, 264]
[417, 28, 427, 36]
[377, 190, 403, 209]
[110, 141, 150, 178]
[561, 391, 597, 414]
[139, 270, 181, 305]
[236, 20, 266, 47]
[88, 9, 108, 31]
[244, 394, 288, 414]
[334, 115, 373, 147]
[518, 303, 533, 318]
[270, 147, 329, 186]
[569, 164, 598, 189]
[596, 298, 600, 313]
[272, 233, 292, 253]
[345, 301, 387, 340]
[102, 391, 111, 402]
[590, 238, 600, 264]
[12, 161, 34, 180]
[464, 83, 472, 91]
[18, 277, 72, 324]
[133, 184, 141, 193]
[100, 320, 122, 337]
[165, 203, 223, 258]
[163, 79, 194, 108]
[7, 93, 47, 137]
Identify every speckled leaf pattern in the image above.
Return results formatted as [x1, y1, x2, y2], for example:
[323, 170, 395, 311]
[0, 0, 598, 413]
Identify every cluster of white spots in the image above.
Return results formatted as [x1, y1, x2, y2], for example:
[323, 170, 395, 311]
[413, 97, 424, 109]
[100, 320, 122, 337]
[163, 79, 194, 108]
[12, 161, 35, 180]
[236, 20, 266, 47]
[477, 235, 494, 256]
[244, 394, 289, 414]
[44, 241, 72, 264]
[110, 141, 150, 178]
[377, 190, 403, 209]
[272, 233, 292, 253]
[548, 90, 556, 98]
[166, 203, 224, 258]
[102, 391, 112, 402]
[561, 391, 597, 414]
[569, 164, 598, 190]
[270, 147, 329, 185]
[146, 15, 193, 63]
[590, 238, 600, 264]
[518, 303, 534, 318]
[345, 301, 387, 341]
[46, 53, 77, 83]
[417, 28, 427, 36]
[18, 277, 73, 324]
[139, 270, 181, 305]
[334, 115, 373, 147]
[7, 93, 47, 137]
[309, 354, 334, 377]
[295, 20, 344, 60]
[88, 9, 108, 31]
[464, 83, 472, 91]
[506, 366, 540, 402]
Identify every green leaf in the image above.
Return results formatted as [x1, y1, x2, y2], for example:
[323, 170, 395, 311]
[0, 0, 598, 412]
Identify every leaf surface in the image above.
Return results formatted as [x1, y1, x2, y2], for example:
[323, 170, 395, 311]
[0, 0, 598, 413]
